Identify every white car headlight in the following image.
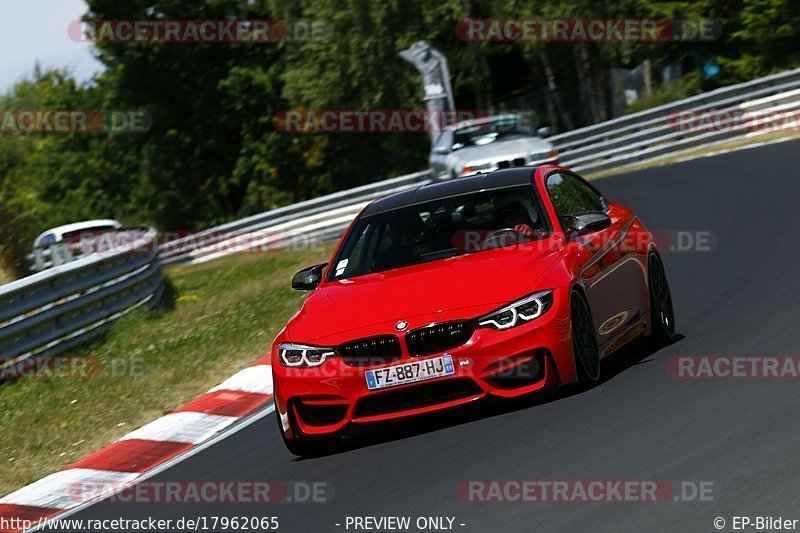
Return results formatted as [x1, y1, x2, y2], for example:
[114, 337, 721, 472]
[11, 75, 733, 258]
[477, 290, 554, 330]
[278, 343, 335, 367]
[462, 162, 494, 175]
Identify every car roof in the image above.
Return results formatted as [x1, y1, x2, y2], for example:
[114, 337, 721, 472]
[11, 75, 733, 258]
[362, 168, 536, 216]
[34, 219, 122, 244]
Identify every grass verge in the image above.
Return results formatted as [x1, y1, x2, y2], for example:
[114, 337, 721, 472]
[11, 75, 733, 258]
[0, 246, 330, 496]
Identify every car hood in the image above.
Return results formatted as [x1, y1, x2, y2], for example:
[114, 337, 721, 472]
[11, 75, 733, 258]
[286, 238, 562, 344]
[449, 137, 553, 164]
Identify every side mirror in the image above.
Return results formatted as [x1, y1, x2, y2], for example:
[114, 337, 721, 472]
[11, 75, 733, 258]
[564, 212, 611, 238]
[536, 126, 551, 138]
[432, 146, 449, 155]
[291, 263, 327, 290]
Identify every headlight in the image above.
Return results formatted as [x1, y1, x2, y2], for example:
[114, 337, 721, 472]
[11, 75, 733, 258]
[462, 162, 493, 175]
[278, 343, 335, 367]
[477, 290, 554, 330]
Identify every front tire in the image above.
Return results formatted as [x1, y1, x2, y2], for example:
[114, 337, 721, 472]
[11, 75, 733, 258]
[648, 253, 676, 344]
[570, 290, 601, 386]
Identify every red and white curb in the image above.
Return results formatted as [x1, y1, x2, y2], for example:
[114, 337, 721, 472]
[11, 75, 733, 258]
[0, 361, 273, 533]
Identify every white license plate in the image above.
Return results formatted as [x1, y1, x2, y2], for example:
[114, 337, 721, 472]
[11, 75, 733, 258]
[365, 355, 455, 390]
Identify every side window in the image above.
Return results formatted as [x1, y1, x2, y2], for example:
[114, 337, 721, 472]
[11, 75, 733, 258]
[546, 172, 605, 216]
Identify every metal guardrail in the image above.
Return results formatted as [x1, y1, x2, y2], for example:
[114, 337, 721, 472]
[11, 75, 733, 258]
[0, 228, 162, 380]
[553, 67, 800, 173]
[158, 170, 434, 265]
[160, 68, 800, 266]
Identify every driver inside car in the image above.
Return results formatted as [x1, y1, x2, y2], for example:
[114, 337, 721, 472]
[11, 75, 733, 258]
[494, 202, 536, 239]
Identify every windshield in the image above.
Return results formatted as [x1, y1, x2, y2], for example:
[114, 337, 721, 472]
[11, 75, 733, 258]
[329, 185, 548, 281]
[452, 117, 534, 151]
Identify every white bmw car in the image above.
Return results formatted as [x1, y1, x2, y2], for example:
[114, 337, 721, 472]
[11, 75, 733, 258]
[429, 114, 558, 180]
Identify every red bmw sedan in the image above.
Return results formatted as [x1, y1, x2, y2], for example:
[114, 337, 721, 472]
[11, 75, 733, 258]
[272, 165, 675, 455]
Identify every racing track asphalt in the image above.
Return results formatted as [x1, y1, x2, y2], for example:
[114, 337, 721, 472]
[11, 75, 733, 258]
[56, 139, 800, 532]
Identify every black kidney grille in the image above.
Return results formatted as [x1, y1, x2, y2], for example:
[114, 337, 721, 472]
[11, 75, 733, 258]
[337, 335, 402, 366]
[406, 321, 475, 356]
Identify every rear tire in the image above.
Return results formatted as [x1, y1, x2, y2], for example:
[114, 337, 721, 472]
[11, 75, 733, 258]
[648, 253, 676, 344]
[570, 290, 601, 386]
[276, 408, 342, 457]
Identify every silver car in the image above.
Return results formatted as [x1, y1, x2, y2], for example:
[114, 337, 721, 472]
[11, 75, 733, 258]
[428, 114, 558, 180]
[29, 219, 123, 272]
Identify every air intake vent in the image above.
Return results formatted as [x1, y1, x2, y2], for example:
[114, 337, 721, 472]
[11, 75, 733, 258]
[354, 378, 482, 418]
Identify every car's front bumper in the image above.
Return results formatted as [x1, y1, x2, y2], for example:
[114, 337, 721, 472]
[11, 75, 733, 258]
[272, 291, 576, 440]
